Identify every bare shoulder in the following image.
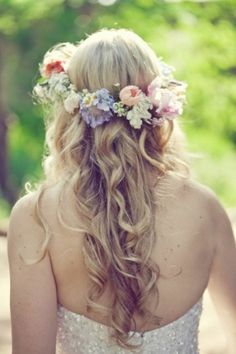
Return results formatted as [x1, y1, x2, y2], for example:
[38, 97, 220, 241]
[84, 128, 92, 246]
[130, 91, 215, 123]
[8, 191, 41, 233]
[180, 177, 218, 202]
[181, 178, 233, 236]
[7, 191, 45, 261]
[181, 178, 224, 209]
[8, 191, 58, 354]
[10, 191, 38, 218]
[9, 183, 60, 231]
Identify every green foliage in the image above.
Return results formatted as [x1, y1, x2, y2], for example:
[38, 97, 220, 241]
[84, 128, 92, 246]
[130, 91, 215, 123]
[0, 0, 64, 35]
[8, 120, 44, 188]
[0, 0, 236, 207]
[0, 195, 11, 219]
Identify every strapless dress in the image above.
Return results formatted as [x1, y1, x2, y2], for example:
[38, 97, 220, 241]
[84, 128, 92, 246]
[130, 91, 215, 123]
[56, 298, 202, 353]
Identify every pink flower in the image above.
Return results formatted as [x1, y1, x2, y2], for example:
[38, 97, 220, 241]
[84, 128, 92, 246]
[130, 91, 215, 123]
[119, 85, 142, 106]
[147, 77, 163, 106]
[148, 76, 162, 93]
[43, 60, 65, 78]
[155, 89, 182, 119]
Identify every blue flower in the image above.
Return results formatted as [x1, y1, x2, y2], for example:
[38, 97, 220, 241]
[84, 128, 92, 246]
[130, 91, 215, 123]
[80, 89, 115, 128]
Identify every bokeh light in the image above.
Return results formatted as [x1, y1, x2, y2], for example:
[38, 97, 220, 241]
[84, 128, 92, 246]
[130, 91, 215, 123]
[98, 0, 117, 6]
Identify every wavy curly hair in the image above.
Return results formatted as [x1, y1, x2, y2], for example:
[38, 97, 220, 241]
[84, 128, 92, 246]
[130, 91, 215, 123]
[27, 29, 189, 349]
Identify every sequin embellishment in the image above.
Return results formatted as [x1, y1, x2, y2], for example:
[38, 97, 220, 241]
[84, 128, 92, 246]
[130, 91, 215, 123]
[56, 299, 202, 354]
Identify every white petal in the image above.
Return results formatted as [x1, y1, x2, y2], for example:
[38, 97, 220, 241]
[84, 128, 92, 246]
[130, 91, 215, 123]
[64, 92, 80, 113]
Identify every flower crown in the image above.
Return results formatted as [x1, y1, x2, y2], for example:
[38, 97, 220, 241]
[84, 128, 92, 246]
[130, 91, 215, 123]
[33, 52, 187, 129]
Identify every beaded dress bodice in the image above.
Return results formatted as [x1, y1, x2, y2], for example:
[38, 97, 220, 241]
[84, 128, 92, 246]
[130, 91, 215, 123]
[56, 298, 202, 354]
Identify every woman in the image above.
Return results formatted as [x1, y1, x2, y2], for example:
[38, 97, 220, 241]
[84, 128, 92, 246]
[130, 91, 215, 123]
[8, 29, 236, 354]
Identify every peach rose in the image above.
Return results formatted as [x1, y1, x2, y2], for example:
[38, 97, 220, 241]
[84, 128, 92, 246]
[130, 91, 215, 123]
[119, 85, 142, 106]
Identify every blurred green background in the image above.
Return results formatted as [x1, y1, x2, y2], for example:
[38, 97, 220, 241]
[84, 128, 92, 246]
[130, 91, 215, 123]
[0, 0, 236, 219]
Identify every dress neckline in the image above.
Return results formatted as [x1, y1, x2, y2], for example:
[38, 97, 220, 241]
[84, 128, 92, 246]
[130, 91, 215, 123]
[57, 296, 202, 335]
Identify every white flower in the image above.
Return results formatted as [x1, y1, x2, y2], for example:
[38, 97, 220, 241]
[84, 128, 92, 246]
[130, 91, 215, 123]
[134, 95, 152, 119]
[48, 73, 70, 99]
[33, 84, 46, 99]
[126, 94, 152, 129]
[64, 91, 80, 114]
[126, 110, 143, 129]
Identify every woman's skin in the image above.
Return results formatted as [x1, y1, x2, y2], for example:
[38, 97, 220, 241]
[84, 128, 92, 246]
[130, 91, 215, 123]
[8, 174, 236, 354]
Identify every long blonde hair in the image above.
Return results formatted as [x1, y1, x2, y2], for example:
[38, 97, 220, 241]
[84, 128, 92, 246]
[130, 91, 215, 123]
[30, 29, 189, 349]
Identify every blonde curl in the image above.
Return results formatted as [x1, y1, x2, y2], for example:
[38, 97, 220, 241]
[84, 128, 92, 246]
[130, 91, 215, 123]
[27, 29, 189, 349]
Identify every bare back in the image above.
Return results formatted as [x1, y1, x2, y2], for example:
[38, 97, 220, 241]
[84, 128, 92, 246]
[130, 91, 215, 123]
[44, 175, 215, 331]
